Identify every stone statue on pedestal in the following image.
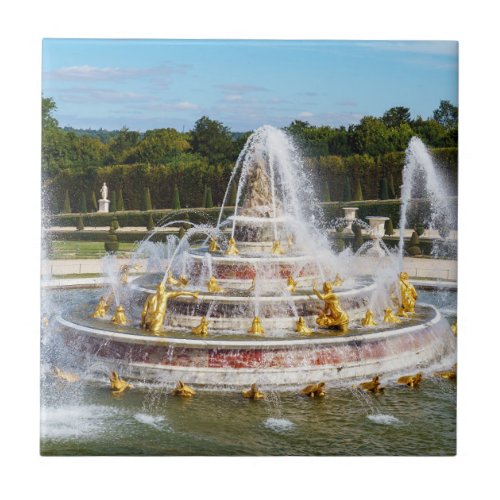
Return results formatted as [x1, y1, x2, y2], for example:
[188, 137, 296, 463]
[98, 182, 110, 212]
[100, 182, 109, 201]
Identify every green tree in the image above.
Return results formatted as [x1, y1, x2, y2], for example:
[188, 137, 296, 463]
[433, 100, 458, 129]
[206, 187, 214, 208]
[80, 192, 87, 213]
[385, 218, 395, 236]
[117, 189, 124, 211]
[322, 180, 331, 202]
[388, 173, 396, 199]
[379, 178, 389, 200]
[342, 177, 352, 202]
[229, 181, 237, 206]
[62, 190, 72, 213]
[172, 185, 181, 210]
[353, 177, 363, 201]
[382, 106, 411, 128]
[106, 127, 141, 164]
[202, 185, 208, 208]
[76, 214, 84, 231]
[146, 213, 155, 231]
[91, 191, 98, 211]
[190, 116, 234, 164]
[110, 190, 117, 212]
[407, 230, 422, 256]
[143, 187, 152, 211]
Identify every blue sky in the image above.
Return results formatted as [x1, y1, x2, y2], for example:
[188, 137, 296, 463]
[42, 39, 458, 132]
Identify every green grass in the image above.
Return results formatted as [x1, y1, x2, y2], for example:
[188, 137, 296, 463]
[48, 241, 137, 259]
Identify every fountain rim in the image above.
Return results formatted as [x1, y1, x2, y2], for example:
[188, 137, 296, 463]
[56, 303, 442, 349]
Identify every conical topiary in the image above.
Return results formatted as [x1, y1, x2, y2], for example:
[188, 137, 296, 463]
[62, 190, 72, 213]
[76, 213, 84, 231]
[379, 177, 389, 200]
[110, 214, 120, 230]
[202, 185, 208, 208]
[51, 196, 59, 215]
[353, 224, 364, 252]
[146, 213, 155, 231]
[322, 181, 331, 202]
[117, 189, 124, 211]
[91, 191, 98, 211]
[385, 217, 395, 236]
[229, 181, 237, 206]
[342, 177, 352, 202]
[172, 185, 181, 210]
[206, 187, 214, 208]
[178, 226, 186, 239]
[143, 187, 152, 211]
[104, 227, 119, 253]
[110, 190, 117, 212]
[407, 230, 422, 256]
[353, 177, 363, 201]
[80, 192, 87, 213]
[388, 173, 396, 199]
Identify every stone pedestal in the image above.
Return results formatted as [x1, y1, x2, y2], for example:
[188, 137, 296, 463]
[366, 216, 389, 257]
[98, 199, 110, 213]
[342, 207, 359, 234]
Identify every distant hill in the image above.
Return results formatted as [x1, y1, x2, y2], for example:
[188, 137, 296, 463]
[62, 127, 125, 143]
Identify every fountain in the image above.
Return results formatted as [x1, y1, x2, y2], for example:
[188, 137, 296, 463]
[51, 127, 456, 390]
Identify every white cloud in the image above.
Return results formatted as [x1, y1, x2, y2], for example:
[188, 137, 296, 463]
[225, 94, 244, 101]
[298, 111, 314, 118]
[172, 101, 199, 110]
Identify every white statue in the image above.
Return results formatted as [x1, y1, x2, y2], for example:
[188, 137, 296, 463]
[100, 182, 109, 201]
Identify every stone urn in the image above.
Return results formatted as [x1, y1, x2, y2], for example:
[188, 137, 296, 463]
[342, 207, 359, 234]
[365, 216, 389, 256]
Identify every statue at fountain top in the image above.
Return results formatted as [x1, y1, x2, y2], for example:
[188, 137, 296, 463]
[192, 316, 209, 336]
[313, 282, 349, 333]
[141, 282, 199, 334]
[241, 159, 282, 217]
[248, 316, 265, 335]
[100, 182, 109, 201]
[225, 237, 239, 255]
[399, 272, 418, 315]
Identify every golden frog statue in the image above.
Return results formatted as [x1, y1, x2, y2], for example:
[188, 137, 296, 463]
[192, 316, 209, 336]
[111, 305, 128, 325]
[207, 275, 224, 293]
[295, 316, 313, 335]
[110, 371, 132, 394]
[383, 307, 401, 323]
[208, 238, 221, 253]
[301, 382, 326, 398]
[434, 364, 457, 380]
[397, 372, 423, 388]
[287, 275, 297, 293]
[141, 282, 198, 334]
[361, 309, 377, 327]
[248, 316, 265, 335]
[399, 272, 418, 315]
[271, 240, 286, 255]
[172, 380, 196, 397]
[225, 237, 239, 255]
[242, 383, 265, 400]
[91, 296, 108, 318]
[359, 376, 384, 393]
[313, 282, 349, 333]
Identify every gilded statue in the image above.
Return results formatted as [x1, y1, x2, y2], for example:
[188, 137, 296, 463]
[287, 234, 294, 250]
[110, 371, 132, 394]
[300, 382, 326, 398]
[332, 273, 344, 286]
[192, 316, 209, 336]
[52, 367, 80, 383]
[361, 309, 377, 327]
[295, 316, 313, 335]
[397, 372, 423, 388]
[434, 364, 457, 380]
[178, 274, 189, 287]
[118, 264, 141, 285]
[450, 323, 457, 336]
[248, 278, 256, 292]
[172, 380, 196, 397]
[208, 238, 221, 253]
[225, 237, 239, 255]
[248, 316, 265, 335]
[271, 240, 286, 255]
[91, 296, 108, 318]
[242, 383, 265, 400]
[207, 275, 224, 293]
[383, 307, 401, 323]
[166, 271, 181, 287]
[313, 282, 349, 333]
[359, 376, 384, 394]
[141, 282, 198, 334]
[287, 275, 297, 293]
[399, 272, 417, 315]
[111, 305, 128, 325]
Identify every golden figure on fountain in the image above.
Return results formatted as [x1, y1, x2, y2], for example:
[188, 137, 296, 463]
[166, 271, 181, 287]
[225, 237, 239, 255]
[287, 275, 297, 293]
[109, 371, 132, 395]
[399, 272, 418, 315]
[359, 376, 384, 393]
[362, 309, 377, 327]
[295, 316, 313, 335]
[111, 305, 128, 325]
[300, 382, 326, 398]
[248, 316, 265, 335]
[242, 383, 265, 400]
[208, 238, 221, 253]
[178, 274, 189, 287]
[383, 307, 401, 323]
[91, 296, 109, 318]
[207, 275, 224, 293]
[192, 316, 209, 336]
[397, 372, 423, 388]
[141, 282, 199, 334]
[332, 273, 344, 286]
[271, 240, 286, 255]
[313, 282, 349, 333]
[172, 380, 196, 397]
[52, 367, 80, 383]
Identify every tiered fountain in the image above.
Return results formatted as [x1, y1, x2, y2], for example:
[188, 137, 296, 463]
[54, 127, 455, 389]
